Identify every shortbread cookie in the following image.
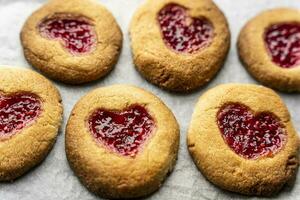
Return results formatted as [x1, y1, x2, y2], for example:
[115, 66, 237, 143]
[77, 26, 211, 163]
[66, 85, 179, 198]
[130, 0, 230, 92]
[0, 67, 62, 181]
[187, 84, 299, 196]
[238, 8, 300, 92]
[21, 0, 122, 84]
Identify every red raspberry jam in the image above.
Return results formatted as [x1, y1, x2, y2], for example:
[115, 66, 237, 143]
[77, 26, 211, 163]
[217, 103, 287, 159]
[88, 105, 155, 157]
[157, 3, 213, 53]
[265, 23, 300, 68]
[39, 14, 96, 55]
[0, 93, 41, 139]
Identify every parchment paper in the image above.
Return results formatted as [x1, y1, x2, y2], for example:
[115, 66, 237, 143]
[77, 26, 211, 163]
[0, 0, 299, 199]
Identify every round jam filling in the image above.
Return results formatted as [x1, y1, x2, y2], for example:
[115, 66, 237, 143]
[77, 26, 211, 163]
[157, 3, 213, 53]
[265, 23, 300, 68]
[0, 93, 41, 139]
[39, 14, 96, 55]
[217, 103, 286, 159]
[88, 105, 155, 157]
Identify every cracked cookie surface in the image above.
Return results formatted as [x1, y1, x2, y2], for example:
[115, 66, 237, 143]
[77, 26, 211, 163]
[187, 84, 299, 196]
[21, 0, 122, 84]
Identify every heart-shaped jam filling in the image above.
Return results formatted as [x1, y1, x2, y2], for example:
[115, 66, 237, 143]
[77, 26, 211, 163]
[0, 93, 41, 139]
[265, 23, 300, 68]
[88, 105, 155, 157]
[39, 14, 96, 55]
[217, 103, 287, 159]
[157, 3, 213, 53]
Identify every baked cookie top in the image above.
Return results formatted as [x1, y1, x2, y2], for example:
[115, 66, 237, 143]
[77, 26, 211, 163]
[21, 0, 122, 84]
[66, 85, 179, 198]
[187, 84, 299, 196]
[238, 8, 300, 92]
[0, 67, 62, 181]
[130, 0, 230, 92]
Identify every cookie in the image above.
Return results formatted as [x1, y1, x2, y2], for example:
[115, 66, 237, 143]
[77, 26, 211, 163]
[21, 0, 122, 84]
[66, 85, 179, 198]
[130, 0, 230, 92]
[0, 67, 62, 181]
[238, 8, 300, 92]
[187, 84, 299, 196]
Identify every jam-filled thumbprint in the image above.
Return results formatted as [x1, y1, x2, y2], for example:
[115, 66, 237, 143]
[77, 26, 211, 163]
[238, 8, 300, 92]
[0, 93, 41, 139]
[39, 15, 96, 55]
[88, 105, 155, 157]
[158, 3, 213, 53]
[217, 103, 286, 159]
[0, 67, 62, 181]
[188, 84, 299, 196]
[130, 0, 230, 92]
[265, 23, 300, 68]
[66, 85, 179, 198]
[21, 0, 122, 84]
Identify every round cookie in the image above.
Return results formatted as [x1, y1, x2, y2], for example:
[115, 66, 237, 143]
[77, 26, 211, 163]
[65, 85, 179, 199]
[238, 8, 300, 92]
[187, 84, 299, 196]
[0, 67, 62, 181]
[21, 0, 122, 84]
[130, 0, 230, 92]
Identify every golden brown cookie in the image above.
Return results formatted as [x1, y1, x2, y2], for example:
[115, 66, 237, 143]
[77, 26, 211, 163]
[130, 0, 230, 92]
[65, 85, 179, 199]
[0, 67, 62, 181]
[238, 8, 300, 92]
[187, 84, 299, 196]
[21, 0, 122, 84]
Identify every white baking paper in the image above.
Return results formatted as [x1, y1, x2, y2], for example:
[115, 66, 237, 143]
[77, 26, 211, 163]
[0, 0, 299, 199]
